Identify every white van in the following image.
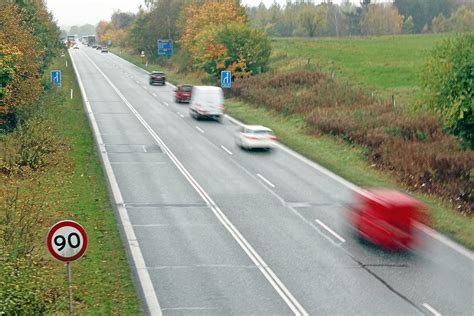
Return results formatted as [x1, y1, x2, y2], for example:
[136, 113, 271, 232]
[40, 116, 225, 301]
[189, 86, 224, 122]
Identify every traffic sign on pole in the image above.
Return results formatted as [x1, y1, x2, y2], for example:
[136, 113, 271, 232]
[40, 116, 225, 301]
[221, 71, 232, 88]
[51, 70, 61, 87]
[47, 220, 88, 262]
[47, 220, 87, 315]
[157, 39, 173, 55]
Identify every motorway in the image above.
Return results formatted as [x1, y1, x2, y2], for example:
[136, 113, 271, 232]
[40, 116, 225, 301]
[69, 46, 473, 315]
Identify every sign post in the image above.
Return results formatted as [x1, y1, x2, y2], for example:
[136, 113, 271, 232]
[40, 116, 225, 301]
[157, 39, 173, 56]
[221, 71, 232, 88]
[47, 220, 88, 315]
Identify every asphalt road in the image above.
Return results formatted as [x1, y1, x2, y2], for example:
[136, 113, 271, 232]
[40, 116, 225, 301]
[70, 46, 473, 316]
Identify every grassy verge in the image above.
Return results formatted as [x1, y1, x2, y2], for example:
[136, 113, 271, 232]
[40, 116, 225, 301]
[110, 47, 473, 250]
[0, 52, 142, 313]
[270, 34, 450, 104]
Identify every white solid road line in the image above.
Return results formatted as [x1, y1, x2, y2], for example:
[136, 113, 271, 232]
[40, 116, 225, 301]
[257, 173, 276, 188]
[83, 52, 308, 316]
[70, 51, 162, 316]
[224, 114, 474, 261]
[195, 126, 205, 133]
[220, 145, 233, 155]
[315, 219, 346, 244]
[423, 303, 442, 316]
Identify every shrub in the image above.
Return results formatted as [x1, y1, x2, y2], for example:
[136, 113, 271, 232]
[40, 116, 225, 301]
[420, 32, 474, 149]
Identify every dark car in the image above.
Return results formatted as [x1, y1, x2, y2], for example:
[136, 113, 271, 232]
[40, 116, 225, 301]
[101, 47, 108, 53]
[96, 45, 102, 50]
[174, 84, 193, 103]
[92, 44, 97, 48]
[149, 71, 166, 85]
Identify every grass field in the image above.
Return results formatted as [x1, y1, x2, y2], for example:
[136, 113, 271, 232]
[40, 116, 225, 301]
[0, 52, 142, 313]
[270, 34, 451, 104]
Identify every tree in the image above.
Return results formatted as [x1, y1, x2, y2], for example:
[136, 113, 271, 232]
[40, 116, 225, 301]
[216, 23, 271, 76]
[360, 4, 403, 36]
[298, 3, 328, 37]
[96, 21, 112, 44]
[420, 32, 474, 148]
[394, 0, 453, 33]
[111, 11, 135, 29]
[448, 6, 474, 32]
[431, 14, 448, 33]
[402, 15, 415, 34]
[179, 0, 246, 62]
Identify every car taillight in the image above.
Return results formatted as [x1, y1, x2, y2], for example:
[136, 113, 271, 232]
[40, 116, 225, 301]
[244, 135, 257, 140]
[269, 135, 277, 140]
[219, 104, 224, 110]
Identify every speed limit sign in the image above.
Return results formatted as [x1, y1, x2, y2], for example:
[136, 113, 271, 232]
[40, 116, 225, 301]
[47, 220, 88, 262]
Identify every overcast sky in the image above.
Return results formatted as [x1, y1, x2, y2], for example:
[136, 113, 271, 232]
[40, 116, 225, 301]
[46, 0, 364, 29]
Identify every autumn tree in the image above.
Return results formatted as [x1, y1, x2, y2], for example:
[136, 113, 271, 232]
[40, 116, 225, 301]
[360, 4, 403, 35]
[298, 3, 328, 37]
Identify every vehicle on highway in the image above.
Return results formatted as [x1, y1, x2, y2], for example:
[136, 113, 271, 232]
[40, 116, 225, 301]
[101, 47, 108, 53]
[96, 45, 102, 50]
[92, 44, 97, 48]
[73, 45, 79, 49]
[347, 189, 427, 250]
[189, 86, 224, 122]
[174, 84, 193, 103]
[235, 125, 277, 150]
[149, 71, 166, 85]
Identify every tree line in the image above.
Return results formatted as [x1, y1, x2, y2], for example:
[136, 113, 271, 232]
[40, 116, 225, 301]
[95, 0, 272, 80]
[247, 0, 474, 37]
[0, 0, 62, 129]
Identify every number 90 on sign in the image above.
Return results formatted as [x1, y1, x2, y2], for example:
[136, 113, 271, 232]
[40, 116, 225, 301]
[47, 220, 88, 262]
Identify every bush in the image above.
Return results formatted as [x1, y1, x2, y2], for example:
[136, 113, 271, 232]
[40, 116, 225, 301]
[420, 32, 474, 149]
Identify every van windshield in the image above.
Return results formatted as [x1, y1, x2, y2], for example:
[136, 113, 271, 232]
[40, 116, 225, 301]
[179, 86, 192, 92]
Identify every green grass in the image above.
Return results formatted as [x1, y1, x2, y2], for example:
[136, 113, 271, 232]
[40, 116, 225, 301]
[270, 34, 451, 104]
[42, 53, 142, 313]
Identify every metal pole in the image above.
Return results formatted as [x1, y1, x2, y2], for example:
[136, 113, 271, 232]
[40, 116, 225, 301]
[67, 262, 73, 315]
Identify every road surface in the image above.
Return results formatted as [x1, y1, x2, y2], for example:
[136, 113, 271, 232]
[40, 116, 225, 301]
[69, 47, 473, 316]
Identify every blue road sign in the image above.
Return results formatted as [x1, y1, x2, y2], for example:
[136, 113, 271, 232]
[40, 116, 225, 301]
[157, 40, 173, 55]
[51, 70, 61, 87]
[221, 71, 232, 88]
[107, 39, 112, 46]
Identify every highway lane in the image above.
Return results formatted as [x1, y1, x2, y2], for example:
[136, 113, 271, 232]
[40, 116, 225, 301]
[71, 46, 473, 315]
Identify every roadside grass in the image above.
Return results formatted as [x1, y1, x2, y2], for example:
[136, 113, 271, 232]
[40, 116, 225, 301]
[270, 34, 450, 105]
[0, 53, 142, 313]
[110, 39, 473, 249]
[44, 53, 142, 313]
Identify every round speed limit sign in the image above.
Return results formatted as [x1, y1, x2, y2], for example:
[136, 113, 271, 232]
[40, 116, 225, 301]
[47, 220, 88, 262]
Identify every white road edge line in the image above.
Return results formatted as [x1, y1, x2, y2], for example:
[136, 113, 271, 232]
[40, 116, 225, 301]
[423, 303, 442, 316]
[315, 219, 346, 243]
[220, 145, 233, 155]
[70, 50, 162, 315]
[225, 114, 474, 261]
[257, 173, 276, 188]
[83, 52, 308, 316]
[195, 126, 205, 133]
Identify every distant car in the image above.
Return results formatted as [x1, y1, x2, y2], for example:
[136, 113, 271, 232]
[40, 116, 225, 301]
[149, 71, 166, 85]
[174, 84, 193, 103]
[101, 47, 108, 53]
[235, 125, 277, 150]
[92, 44, 97, 48]
[73, 46, 79, 49]
[347, 189, 428, 250]
[96, 46, 102, 50]
[189, 86, 224, 122]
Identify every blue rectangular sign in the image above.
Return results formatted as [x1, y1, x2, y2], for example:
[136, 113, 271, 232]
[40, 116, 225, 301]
[157, 40, 173, 55]
[221, 71, 232, 88]
[51, 70, 61, 87]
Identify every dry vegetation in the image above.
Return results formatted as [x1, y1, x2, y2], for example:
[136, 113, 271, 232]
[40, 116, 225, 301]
[232, 70, 473, 215]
